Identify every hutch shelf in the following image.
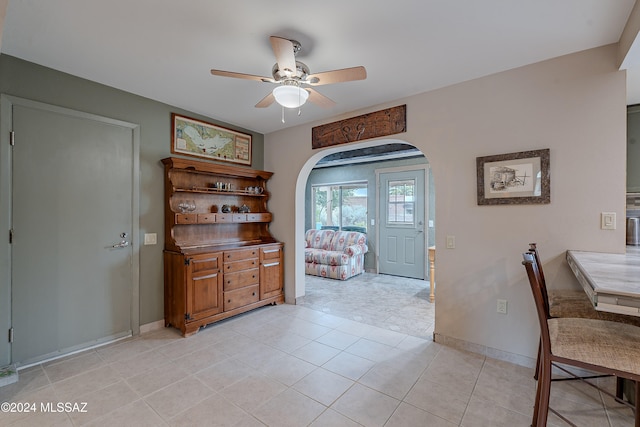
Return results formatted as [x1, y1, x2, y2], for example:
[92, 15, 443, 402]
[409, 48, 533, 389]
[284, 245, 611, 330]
[162, 157, 284, 336]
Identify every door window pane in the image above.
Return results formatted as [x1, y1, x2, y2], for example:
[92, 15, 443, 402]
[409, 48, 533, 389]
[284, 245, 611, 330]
[387, 179, 415, 225]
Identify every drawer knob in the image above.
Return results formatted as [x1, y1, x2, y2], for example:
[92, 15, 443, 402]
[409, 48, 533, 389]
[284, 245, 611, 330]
[228, 299, 231, 303]
[252, 292, 256, 296]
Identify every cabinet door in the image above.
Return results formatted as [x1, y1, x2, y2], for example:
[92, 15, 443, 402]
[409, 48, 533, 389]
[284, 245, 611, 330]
[260, 246, 283, 299]
[186, 253, 223, 321]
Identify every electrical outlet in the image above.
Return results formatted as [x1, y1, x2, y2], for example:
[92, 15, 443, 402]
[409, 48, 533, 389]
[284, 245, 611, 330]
[497, 299, 508, 314]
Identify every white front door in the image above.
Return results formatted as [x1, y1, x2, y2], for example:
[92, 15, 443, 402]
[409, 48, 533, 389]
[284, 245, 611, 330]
[9, 99, 138, 366]
[378, 168, 426, 279]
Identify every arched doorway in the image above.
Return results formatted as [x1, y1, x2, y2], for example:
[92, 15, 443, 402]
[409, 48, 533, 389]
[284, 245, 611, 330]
[293, 139, 436, 337]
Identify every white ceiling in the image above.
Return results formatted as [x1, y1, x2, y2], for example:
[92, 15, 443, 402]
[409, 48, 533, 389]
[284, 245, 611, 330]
[1, 0, 638, 134]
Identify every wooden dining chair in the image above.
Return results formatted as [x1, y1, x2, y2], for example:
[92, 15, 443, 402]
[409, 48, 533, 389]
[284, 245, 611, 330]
[523, 252, 640, 427]
[528, 243, 640, 326]
[528, 243, 640, 401]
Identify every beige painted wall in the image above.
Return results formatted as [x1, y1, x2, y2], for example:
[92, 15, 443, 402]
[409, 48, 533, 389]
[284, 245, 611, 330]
[264, 44, 627, 359]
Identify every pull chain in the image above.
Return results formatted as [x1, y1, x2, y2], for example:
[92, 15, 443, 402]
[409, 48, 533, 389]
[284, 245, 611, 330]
[281, 106, 285, 123]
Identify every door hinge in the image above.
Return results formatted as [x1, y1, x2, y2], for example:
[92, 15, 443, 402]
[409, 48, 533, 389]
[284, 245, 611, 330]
[9, 229, 13, 244]
[184, 258, 191, 266]
[8, 328, 13, 343]
[9, 131, 14, 146]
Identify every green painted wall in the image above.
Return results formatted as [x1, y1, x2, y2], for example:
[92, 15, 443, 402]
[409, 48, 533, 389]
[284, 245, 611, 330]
[0, 54, 264, 325]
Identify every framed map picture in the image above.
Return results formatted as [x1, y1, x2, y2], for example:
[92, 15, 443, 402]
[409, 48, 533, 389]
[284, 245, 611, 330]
[171, 113, 252, 165]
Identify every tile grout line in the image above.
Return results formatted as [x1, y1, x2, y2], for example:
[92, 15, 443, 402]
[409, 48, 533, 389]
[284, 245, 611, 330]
[457, 355, 488, 426]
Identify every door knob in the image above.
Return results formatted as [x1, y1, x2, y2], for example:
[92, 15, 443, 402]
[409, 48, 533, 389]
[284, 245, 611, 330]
[111, 232, 130, 249]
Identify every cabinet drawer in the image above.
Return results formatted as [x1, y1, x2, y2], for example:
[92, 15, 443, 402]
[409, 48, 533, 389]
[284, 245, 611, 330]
[224, 285, 259, 311]
[189, 253, 221, 273]
[175, 213, 197, 224]
[197, 213, 216, 223]
[247, 213, 272, 222]
[224, 258, 258, 273]
[224, 268, 259, 291]
[233, 214, 247, 222]
[224, 248, 259, 262]
[216, 214, 233, 223]
[261, 246, 282, 261]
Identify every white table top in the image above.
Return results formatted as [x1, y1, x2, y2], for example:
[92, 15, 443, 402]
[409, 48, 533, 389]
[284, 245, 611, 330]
[566, 247, 640, 315]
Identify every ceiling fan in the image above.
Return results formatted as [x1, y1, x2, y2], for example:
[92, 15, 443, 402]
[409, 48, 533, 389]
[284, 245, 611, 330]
[210, 36, 367, 112]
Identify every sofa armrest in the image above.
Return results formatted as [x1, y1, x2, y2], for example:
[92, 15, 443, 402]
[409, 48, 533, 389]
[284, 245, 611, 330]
[345, 244, 368, 257]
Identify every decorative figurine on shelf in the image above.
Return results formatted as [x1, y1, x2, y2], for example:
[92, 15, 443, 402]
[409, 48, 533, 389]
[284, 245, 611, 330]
[177, 200, 196, 213]
[221, 204, 232, 213]
[238, 204, 250, 213]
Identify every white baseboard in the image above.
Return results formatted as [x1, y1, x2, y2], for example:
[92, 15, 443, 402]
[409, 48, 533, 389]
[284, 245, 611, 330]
[433, 332, 536, 369]
[140, 319, 165, 334]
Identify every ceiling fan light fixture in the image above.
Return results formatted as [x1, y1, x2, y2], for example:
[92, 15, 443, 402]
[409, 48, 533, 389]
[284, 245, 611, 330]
[272, 84, 309, 108]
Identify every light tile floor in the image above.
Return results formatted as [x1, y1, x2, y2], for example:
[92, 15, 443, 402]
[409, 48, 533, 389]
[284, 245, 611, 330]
[0, 274, 635, 426]
[300, 273, 434, 340]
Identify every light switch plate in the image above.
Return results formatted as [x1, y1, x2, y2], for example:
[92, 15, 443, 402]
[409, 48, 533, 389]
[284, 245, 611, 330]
[144, 233, 157, 245]
[446, 235, 455, 249]
[601, 212, 616, 230]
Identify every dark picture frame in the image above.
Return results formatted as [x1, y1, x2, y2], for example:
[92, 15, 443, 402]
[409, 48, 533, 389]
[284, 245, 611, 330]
[171, 113, 252, 165]
[476, 148, 550, 205]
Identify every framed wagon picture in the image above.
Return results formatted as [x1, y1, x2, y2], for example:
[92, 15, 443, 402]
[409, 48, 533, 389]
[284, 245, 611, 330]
[476, 148, 550, 205]
[171, 113, 252, 165]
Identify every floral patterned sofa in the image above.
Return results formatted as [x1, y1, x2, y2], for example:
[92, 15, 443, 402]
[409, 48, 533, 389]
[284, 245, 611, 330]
[304, 229, 368, 280]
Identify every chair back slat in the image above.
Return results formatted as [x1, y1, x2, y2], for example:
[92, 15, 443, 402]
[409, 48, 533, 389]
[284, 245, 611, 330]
[522, 252, 552, 350]
[528, 243, 551, 319]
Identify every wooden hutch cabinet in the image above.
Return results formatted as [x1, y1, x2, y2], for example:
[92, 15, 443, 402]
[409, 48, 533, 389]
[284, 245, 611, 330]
[162, 157, 284, 336]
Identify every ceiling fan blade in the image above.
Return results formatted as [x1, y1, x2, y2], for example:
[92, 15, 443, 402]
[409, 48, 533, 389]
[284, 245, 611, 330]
[306, 88, 336, 108]
[210, 69, 275, 83]
[306, 66, 367, 86]
[270, 36, 297, 76]
[255, 92, 275, 108]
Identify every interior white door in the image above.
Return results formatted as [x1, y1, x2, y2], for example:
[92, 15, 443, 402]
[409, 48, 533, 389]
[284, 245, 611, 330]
[11, 103, 135, 365]
[378, 168, 426, 279]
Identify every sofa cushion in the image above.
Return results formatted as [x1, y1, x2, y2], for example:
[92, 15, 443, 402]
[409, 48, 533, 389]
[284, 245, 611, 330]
[305, 229, 335, 250]
[305, 248, 350, 266]
[329, 231, 367, 252]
